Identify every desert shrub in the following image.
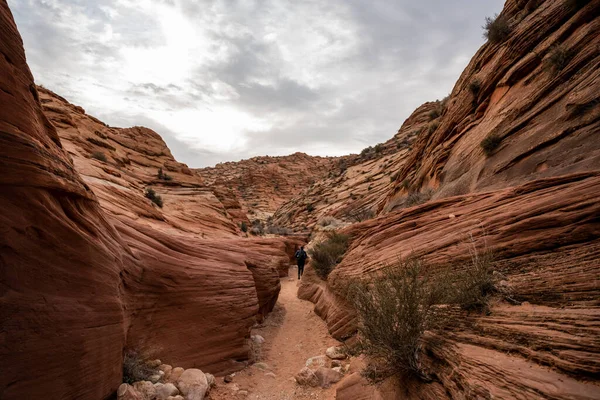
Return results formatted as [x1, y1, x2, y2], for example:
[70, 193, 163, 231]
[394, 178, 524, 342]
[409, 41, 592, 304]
[428, 108, 440, 121]
[448, 251, 497, 312]
[428, 122, 439, 134]
[157, 167, 172, 181]
[350, 258, 450, 382]
[318, 216, 336, 227]
[545, 45, 571, 74]
[240, 221, 248, 232]
[144, 188, 163, 208]
[347, 207, 375, 223]
[123, 349, 159, 384]
[309, 231, 350, 280]
[250, 219, 265, 235]
[374, 143, 384, 153]
[266, 224, 292, 235]
[469, 79, 481, 96]
[480, 133, 502, 156]
[306, 203, 315, 212]
[91, 151, 107, 162]
[483, 14, 511, 43]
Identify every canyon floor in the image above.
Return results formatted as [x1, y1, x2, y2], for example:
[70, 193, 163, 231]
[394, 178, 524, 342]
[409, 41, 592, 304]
[209, 266, 340, 400]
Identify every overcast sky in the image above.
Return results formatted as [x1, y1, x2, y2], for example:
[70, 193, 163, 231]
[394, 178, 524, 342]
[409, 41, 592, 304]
[11, 0, 505, 167]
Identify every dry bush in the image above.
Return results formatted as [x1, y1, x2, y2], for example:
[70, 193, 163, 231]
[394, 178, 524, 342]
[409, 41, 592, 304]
[240, 221, 248, 232]
[480, 133, 502, 156]
[144, 188, 163, 208]
[347, 207, 375, 223]
[483, 14, 511, 43]
[405, 188, 434, 207]
[91, 151, 107, 162]
[157, 167, 173, 181]
[469, 79, 481, 95]
[123, 349, 159, 384]
[545, 45, 571, 74]
[309, 231, 349, 280]
[349, 258, 451, 382]
[448, 251, 497, 312]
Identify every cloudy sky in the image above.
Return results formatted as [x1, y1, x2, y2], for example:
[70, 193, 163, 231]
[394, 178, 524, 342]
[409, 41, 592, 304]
[11, 0, 505, 167]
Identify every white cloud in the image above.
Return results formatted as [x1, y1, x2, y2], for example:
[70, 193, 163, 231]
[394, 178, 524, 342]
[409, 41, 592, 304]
[10, 0, 505, 167]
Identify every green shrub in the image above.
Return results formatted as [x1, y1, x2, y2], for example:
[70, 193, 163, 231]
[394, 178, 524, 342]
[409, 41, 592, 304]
[144, 188, 163, 208]
[349, 258, 450, 382]
[309, 231, 349, 280]
[157, 167, 172, 181]
[480, 133, 502, 156]
[91, 151, 107, 162]
[483, 14, 511, 43]
[123, 349, 159, 384]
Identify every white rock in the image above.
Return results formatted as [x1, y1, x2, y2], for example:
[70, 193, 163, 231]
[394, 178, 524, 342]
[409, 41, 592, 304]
[169, 367, 185, 383]
[147, 359, 162, 368]
[237, 390, 249, 397]
[149, 374, 161, 383]
[117, 383, 143, 400]
[133, 381, 156, 399]
[314, 367, 343, 388]
[205, 373, 216, 388]
[176, 369, 208, 400]
[156, 382, 179, 399]
[265, 372, 276, 378]
[305, 355, 328, 370]
[251, 334, 265, 344]
[325, 346, 346, 360]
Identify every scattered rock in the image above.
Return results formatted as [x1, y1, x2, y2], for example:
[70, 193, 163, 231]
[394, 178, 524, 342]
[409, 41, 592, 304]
[167, 396, 184, 400]
[253, 362, 269, 370]
[331, 360, 342, 368]
[205, 373, 216, 389]
[224, 373, 235, 383]
[159, 364, 173, 381]
[169, 367, 185, 383]
[305, 355, 328, 370]
[117, 383, 143, 400]
[251, 334, 265, 344]
[176, 369, 208, 400]
[332, 366, 343, 374]
[314, 367, 343, 388]
[133, 381, 157, 399]
[155, 382, 179, 399]
[147, 359, 162, 368]
[295, 367, 319, 387]
[149, 374, 161, 383]
[325, 346, 346, 360]
[237, 390, 249, 397]
[265, 372, 277, 378]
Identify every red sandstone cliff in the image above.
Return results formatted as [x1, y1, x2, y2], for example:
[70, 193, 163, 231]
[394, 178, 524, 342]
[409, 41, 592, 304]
[0, 3, 300, 398]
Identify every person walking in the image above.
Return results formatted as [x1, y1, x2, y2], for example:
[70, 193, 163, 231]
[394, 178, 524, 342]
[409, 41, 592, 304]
[295, 246, 308, 279]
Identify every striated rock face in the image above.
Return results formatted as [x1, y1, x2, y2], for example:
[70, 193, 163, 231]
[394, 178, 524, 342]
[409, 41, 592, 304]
[0, 2, 299, 398]
[272, 102, 436, 231]
[383, 0, 600, 210]
[197, 152, 338, 222]
[0, 2, 126, 398]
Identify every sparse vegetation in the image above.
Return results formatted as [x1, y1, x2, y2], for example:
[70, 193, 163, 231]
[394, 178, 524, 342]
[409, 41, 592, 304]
[545, 45, 571, 74]
[480, 133, 502, 156]
[240, 221, 248, 233]
[144, 188, 163, 208]
[405, 188, 434, 207]
[91, 151, 107, 162]
[449, 251, 497, 312]
[483, 14, 511, 43]
[306, 203, 315, 213]
[349, 258, 451, 382]
[308, 231, 350, 280]
[469, 79, 482, 96]
[347, 207, 375, 223]
[123, 349, 159, 384]
[157, 167, 173, 181]
[428, 122, 439, 134]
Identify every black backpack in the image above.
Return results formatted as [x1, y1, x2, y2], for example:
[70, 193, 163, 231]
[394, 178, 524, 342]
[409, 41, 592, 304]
[296, 249, 307, 262]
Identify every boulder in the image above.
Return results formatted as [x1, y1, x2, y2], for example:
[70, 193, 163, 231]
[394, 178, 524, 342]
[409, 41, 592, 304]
[133, 381, 157, 399]
[295, 367, 319, 387]
[156, 382, 179, 399]
[176, 369, 208, 400]
[169, 367, 185, 383]
[251, 334, 265, 344]
[205, 373, 216, 389]
[224, 373, 235, 383]
[117, 383, 143, 400]
[325, 346, 346, 360]
[160, 364, 173, 381]
[315, 367, 343, 388]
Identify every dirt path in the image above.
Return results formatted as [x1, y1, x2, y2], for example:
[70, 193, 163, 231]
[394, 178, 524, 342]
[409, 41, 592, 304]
[209, 266, 340, 399]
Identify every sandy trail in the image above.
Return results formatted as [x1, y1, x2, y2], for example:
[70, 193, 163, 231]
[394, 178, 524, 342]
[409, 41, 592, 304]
[209, 266, 340, 399]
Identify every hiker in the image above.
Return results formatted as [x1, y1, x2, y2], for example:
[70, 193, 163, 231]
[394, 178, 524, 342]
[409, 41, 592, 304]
[295, 246, 308, 279]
